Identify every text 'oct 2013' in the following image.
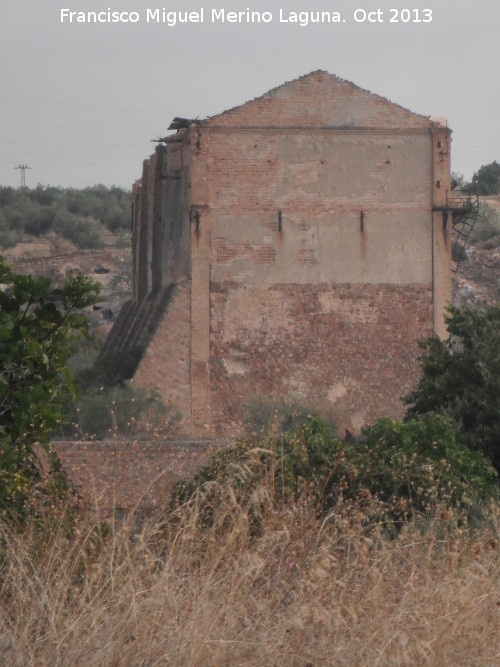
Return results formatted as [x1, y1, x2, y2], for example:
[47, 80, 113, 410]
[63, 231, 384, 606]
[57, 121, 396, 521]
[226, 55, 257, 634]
[59, 8, 433, 27]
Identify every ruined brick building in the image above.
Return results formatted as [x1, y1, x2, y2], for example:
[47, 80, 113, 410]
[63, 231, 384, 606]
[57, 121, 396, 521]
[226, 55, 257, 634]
[103, 70, 453, 436]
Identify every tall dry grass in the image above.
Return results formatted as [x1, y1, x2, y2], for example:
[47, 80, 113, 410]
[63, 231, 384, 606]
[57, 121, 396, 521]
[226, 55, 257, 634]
[0, 488, 499, 665]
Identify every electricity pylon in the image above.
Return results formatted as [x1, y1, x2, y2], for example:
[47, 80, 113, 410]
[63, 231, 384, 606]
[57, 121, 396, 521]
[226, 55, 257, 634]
[14, 164, 31, 188]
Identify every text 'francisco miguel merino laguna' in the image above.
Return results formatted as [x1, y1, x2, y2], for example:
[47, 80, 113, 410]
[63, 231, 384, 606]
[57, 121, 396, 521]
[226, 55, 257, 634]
[60, 8, 347, 27]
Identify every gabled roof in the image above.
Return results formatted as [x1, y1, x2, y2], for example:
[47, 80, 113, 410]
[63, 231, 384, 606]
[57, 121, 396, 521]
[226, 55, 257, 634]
[201, 70, 438, 131]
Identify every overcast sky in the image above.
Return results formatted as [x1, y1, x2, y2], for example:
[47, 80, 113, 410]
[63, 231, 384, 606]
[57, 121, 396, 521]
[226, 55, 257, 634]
[1, 0, 499, 189]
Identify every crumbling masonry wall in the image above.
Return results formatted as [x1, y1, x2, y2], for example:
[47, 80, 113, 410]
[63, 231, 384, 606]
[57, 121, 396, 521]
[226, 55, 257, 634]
[106, 71, 452, 437]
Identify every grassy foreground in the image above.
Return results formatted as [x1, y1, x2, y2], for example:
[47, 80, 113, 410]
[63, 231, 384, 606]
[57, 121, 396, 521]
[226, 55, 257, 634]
[0, 488, 499, 666]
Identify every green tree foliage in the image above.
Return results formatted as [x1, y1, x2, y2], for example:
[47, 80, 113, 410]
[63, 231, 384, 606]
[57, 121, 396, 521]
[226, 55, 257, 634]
[0, 257, 101, 516]
[63, 342, 181, 440]
[0, 185, 131, 250]
[329, 415, 497, 526]
[170, 416, 340, 533]
[0, 208, 22, 249]
[451, 172, 466, 190]
[76, 347, 143, 388]
[469, 161, 500, 195]
[405, 304, 500, 471]
[52, 208, 105, 249]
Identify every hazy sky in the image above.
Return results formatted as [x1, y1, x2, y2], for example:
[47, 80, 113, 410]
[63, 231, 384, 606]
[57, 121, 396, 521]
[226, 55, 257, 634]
[1, 0, 499, 189]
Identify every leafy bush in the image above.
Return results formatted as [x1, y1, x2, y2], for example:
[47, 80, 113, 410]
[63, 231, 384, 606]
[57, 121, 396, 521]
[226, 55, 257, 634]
[77, 347, 143, 388]
[0, 258, 101, 518]
[53, 208, 105, 249]
[66, 333, 104, 376]
[170, 416, 339, 532]
[171, 415, 497, 534]
[469, 160, 500, 195]
[64, 339, 181, 440]
[405, 304, 500, 471]
[0, 209, 22, 249]
[64, 185, 131, 232]
[324, 415, 497, 528]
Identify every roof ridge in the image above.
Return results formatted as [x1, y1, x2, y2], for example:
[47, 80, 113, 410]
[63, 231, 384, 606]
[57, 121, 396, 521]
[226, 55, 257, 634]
[200, 70, 433, 126]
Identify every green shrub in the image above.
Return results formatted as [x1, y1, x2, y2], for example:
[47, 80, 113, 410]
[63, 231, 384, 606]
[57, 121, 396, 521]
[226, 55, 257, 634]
[67, 333, 104, 376]
[170, 416, 340, 531]
[0, 185, 130, 249]
[77, 348, 143, 388]
[64, 185, 131, 232]
[0, 258, 101, 519]
[0, 210, 22, 249]
[53, 208, 104, 249]
[405, 304, 500, 471]
[469, 161, 500, 195]
[171, 415, 497, 534]
[324, 415, 497, 527]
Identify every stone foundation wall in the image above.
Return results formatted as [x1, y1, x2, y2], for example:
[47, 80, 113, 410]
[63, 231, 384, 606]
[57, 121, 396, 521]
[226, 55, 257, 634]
[210, 282, 433, 433]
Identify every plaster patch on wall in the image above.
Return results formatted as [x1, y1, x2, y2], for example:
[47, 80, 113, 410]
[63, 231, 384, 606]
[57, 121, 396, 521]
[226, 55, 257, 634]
[318, 292, 378, 323]
[222, 285, 293, 342]
[285, 376, 310, 399]
[223, 357, 249, 376]
[328, 381, 350, 402]
[351, 409, 369, 432]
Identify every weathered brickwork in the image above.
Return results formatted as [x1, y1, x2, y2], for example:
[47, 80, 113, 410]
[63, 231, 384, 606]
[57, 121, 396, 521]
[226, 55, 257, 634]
[104, 70, 452, 437]
[54, 440, 221, 510]
[133, 281, 192, 428]
[210, 283, 433, 432]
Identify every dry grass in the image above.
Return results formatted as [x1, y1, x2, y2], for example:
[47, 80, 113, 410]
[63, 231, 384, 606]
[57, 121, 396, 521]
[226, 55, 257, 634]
[0, 491, 499, 666]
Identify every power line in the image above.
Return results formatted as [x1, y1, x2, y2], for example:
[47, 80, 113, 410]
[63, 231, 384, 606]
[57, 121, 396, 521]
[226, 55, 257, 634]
[0, 94, 170, 117]
[0, 117, 151, 137]
[0, 109, 165, 131]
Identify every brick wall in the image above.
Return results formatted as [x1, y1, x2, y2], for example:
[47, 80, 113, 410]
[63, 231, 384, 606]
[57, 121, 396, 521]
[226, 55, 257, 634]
[210, 71, 431, 130]
[197, 74, 438, 433]
[210, 282, 433, 434]
[133, 281, 192, 429]
[54, 439, 222, 511]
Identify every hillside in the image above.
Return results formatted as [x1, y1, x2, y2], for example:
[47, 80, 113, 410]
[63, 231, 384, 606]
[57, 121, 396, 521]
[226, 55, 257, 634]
[454, 243, 500, 306]
[2, 232, 132, 336]
[453, 195, 500, 307]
